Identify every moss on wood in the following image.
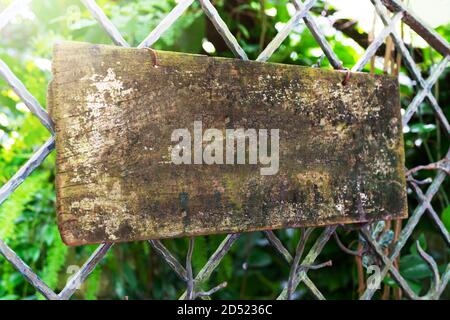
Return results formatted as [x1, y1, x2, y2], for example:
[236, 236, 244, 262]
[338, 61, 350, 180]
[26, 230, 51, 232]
[49, 41, 407, 245]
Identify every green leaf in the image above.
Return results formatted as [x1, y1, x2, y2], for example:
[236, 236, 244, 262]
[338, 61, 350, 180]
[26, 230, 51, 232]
[192, 236, 208, 273]
[0, 294, 19, 300]
[238, 24, 250, 39]
[409, 233, 427, 255]
[406, 280, 422, 295]
[0, 172, 49, 241]
[409, 123, 436, 134]
[382, 275, 399, 288]
[38, 225, 68, 299]
[442, 206, 450, 232]
[248, 250, 272, 268]
[400, 254, 432, 280]
[84, 266, 102, 300]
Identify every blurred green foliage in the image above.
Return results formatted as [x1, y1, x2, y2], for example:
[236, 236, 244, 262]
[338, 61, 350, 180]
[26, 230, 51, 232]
[0, 0, 449, 299]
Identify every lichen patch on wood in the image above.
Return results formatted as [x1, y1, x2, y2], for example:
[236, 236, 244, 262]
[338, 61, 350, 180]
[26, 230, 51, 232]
[49, 41, 407, 246]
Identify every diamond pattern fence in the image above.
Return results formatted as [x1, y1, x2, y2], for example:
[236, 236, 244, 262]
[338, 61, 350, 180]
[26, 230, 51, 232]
[0, 0, 448, 300]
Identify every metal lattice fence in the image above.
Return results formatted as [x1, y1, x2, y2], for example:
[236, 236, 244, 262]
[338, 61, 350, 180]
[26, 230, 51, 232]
[0, 0, 448, 300]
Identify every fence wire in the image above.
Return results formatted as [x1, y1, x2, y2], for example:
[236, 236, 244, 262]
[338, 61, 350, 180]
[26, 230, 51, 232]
[0, 0, 448, 300]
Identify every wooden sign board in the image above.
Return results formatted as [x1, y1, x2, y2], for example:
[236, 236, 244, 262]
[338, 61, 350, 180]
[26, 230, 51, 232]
[49, 41, 407, 246]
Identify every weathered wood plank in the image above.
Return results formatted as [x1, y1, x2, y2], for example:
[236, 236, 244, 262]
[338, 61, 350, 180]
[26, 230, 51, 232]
[49, 41, 407, 246]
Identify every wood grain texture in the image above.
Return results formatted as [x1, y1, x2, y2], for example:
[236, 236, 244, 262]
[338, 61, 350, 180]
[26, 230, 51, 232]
[49, 41, 407, 246]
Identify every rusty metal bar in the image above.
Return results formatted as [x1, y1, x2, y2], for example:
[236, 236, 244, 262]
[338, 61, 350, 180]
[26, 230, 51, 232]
[257, 0, 317, 62]
[0, 58, 54, 133]
[199, 0, 248, 60]
[360, 227, 419, 299]
[371, 0, 450, 136]
[0, 239, 59, 300]
[185, 237, 195, 300]
[409, 180, 450, 246]
[179, 233, 240, 299]
[0, 0, 31, 32]
[292, 0, 342, 69]
[403, 57, 449, 126]
[263, 230, 326, 300]
[138, 0, 194, 49]
[277, 226, 337, 299]
[360, 148, 450, 299]
[81, 0, 129, 47]
[287, 228, 314, 299]
[148, 240, 187, 281]
[0, 0, 449, 301]
[0, 137, 55, 206]
[58, 243, 113, 300]
[381, 0, 450, 57]
[352, 11, 403, 72]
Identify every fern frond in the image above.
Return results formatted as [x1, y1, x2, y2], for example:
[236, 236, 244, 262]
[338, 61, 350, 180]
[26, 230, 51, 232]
[38, 225, 68, 299]
[0, 172, 49, 241]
